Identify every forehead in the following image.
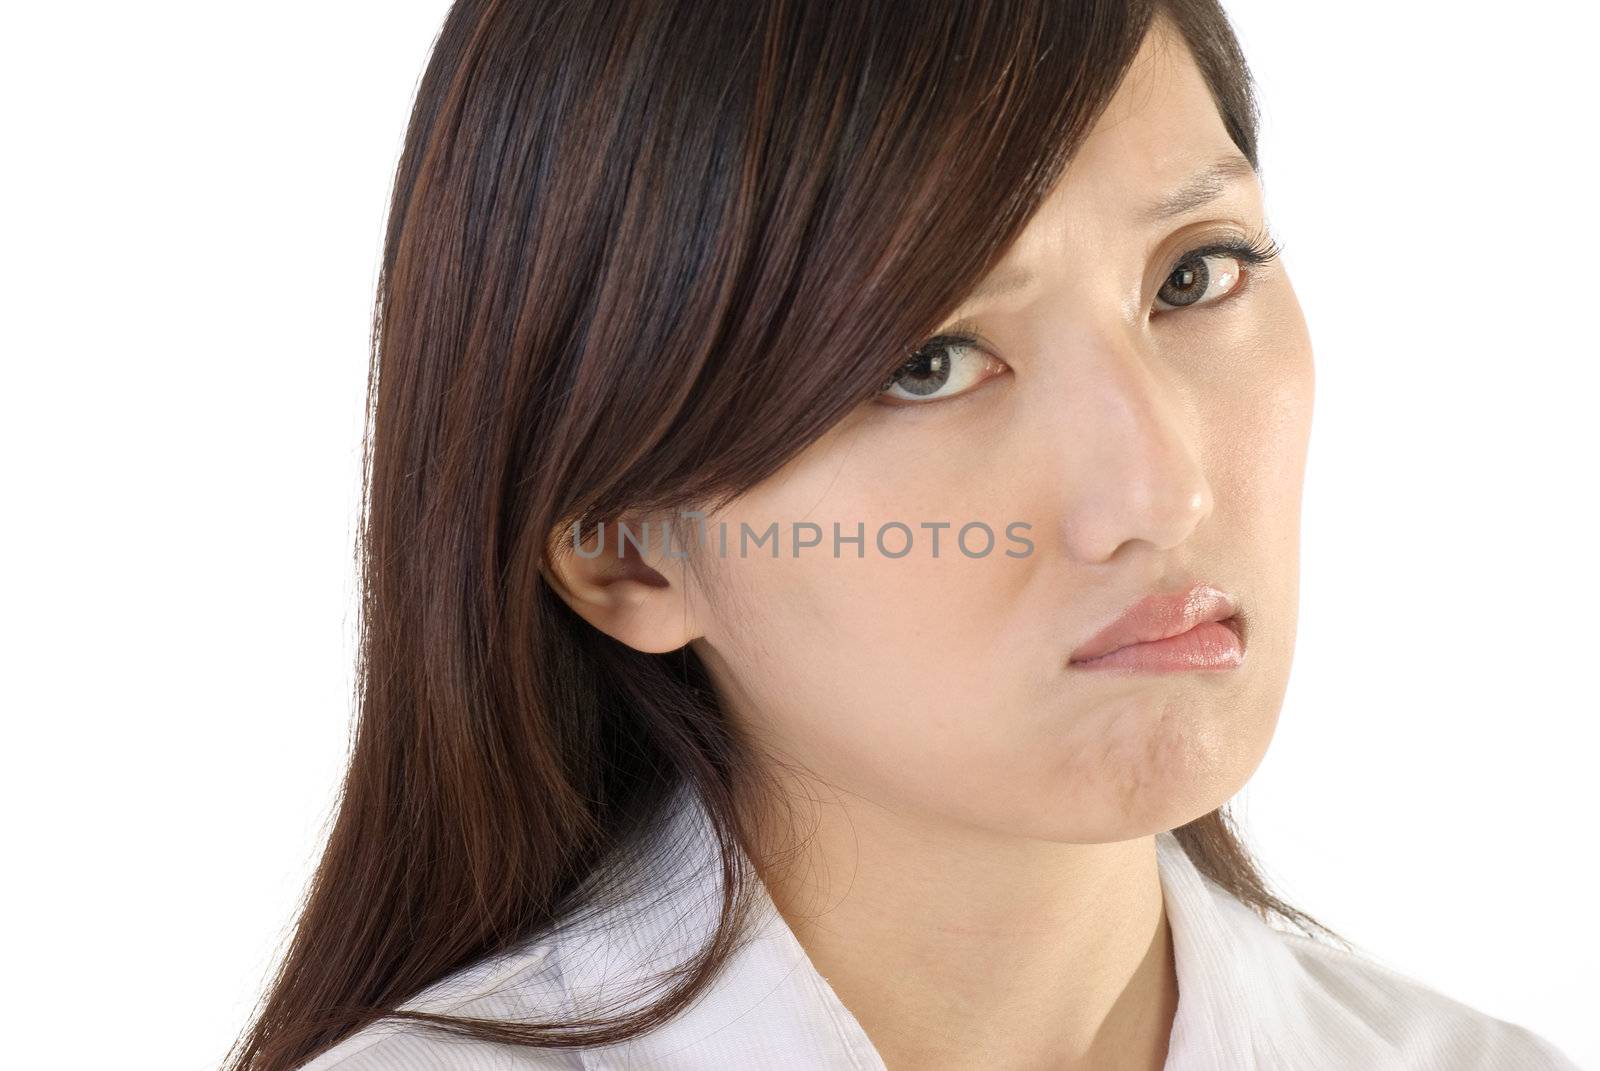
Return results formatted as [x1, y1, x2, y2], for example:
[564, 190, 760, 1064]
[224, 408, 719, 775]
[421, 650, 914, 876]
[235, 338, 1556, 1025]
[1053, 17, 1252, 218]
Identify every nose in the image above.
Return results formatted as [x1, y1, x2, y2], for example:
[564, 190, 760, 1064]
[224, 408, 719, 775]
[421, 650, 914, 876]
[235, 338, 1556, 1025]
[1052, 332, 1215, 564]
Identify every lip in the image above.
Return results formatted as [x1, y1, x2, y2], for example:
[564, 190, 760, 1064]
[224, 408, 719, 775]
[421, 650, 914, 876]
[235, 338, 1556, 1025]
[1068, 581, 1245, 672]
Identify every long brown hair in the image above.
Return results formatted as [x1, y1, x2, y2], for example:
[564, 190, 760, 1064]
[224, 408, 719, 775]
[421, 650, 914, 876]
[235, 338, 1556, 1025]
[226, 1, 1342, 1067]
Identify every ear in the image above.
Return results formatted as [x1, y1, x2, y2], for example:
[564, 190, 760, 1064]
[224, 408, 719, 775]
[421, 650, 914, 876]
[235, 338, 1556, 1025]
[542, 511, 704, 654]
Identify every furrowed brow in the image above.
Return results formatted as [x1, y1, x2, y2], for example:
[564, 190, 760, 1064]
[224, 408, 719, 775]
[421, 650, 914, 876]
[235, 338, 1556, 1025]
[1136, 153, 1259, 225]
[956, 154, 1260, 309]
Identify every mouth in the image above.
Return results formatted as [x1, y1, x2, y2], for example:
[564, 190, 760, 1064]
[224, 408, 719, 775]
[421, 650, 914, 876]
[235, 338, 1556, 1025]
[1068, 583, 1247, 673]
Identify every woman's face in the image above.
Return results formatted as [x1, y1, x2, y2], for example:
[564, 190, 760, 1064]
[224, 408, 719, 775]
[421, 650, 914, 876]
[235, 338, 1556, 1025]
[560, 22, 1314, 844]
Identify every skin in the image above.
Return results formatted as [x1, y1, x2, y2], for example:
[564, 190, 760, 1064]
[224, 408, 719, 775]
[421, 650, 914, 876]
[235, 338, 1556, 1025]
[548, 15, 1314, 1071]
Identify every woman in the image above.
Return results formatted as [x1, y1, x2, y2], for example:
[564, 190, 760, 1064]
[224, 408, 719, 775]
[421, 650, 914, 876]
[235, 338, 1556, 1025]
[227, 1, 1579, 1068]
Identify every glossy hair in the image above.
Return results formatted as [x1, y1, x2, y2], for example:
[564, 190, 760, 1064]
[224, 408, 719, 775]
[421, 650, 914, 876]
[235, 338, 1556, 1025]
[226, 1, 1343, 1067]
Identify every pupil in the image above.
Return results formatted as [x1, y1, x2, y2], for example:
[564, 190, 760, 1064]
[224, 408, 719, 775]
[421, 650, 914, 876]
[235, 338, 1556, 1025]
[898, 347, 952, 396]
[1160, 257, 1209, 307]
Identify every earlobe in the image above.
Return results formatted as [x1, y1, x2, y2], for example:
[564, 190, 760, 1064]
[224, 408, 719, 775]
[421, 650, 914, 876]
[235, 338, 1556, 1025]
[542, 513, 703, 654]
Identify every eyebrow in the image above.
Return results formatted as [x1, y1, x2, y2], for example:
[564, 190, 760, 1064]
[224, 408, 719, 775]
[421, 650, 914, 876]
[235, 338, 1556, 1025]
[1135, 152, 1260, 225]
[959, 153, 1261, 306]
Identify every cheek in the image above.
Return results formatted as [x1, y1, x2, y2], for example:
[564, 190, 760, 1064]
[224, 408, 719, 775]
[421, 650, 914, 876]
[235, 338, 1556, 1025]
[1197, 290, 1315, 560]
[699, 520, 1033, 745]
[689, 447, 1047, 802]
[1241, 286, 1315, 473]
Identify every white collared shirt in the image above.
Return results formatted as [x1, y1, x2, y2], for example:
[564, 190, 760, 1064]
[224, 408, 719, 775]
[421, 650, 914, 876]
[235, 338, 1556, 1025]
[298, 782, 1578, 1070]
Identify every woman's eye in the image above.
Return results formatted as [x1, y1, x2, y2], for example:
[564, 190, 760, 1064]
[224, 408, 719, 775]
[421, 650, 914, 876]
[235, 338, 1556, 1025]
[877, 336, 1006, 406]
[1153, 251, 1250, 311]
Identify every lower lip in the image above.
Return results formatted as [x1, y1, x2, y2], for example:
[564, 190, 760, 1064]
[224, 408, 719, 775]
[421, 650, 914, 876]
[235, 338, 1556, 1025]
[1069, 618, 1245, 672]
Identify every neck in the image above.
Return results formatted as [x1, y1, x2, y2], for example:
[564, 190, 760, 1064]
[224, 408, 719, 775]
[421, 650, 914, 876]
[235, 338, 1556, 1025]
[747, 792, 1179, 1071]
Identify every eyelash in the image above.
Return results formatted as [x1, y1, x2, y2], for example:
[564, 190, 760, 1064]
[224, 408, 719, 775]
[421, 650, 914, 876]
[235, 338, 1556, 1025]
[1157, 231, 1284, 310]
[878, 230, 1285, 400]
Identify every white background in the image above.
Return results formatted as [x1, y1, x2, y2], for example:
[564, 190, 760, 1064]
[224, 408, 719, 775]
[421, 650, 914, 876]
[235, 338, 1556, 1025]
[3, 2, 1594, 1068]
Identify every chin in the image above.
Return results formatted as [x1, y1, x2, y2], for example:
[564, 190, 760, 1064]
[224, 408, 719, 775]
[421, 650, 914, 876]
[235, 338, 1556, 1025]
[1027, 697, 1280, 844]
